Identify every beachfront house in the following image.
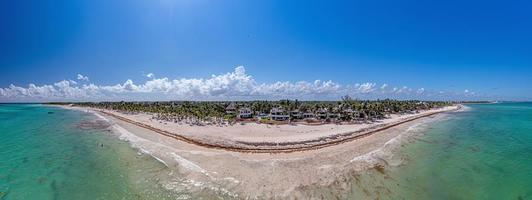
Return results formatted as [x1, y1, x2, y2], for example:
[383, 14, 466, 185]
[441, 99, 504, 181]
[368, 111, 379, 121]
[350, 110, 363, 121]
[343, 108, 354, 114]
[302, 112, 315, 119]
[270, 107, 290, 121]
[328, 112, 340, 119]
[383, 108, 392, 118]
[341, 108, 354, 120]
[328, 107, 340, 119]
[290, 109, 302, 119]
[256, 113, 269, 120]
[316, 108, 328, 119]
[238, 107, 253, 119]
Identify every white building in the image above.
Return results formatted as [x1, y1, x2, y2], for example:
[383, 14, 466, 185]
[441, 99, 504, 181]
[290, 109, 302, 119]
[302, 112, 315, 119]
[238, 107, 253, 119]
[316, 108, 328, 119]
[270, 107, 290, 121]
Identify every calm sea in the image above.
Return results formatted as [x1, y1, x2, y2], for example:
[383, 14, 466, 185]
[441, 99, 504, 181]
[1, 103, 531, 199]
[347, 102, 532, 199]
[0, 104, 179, 200]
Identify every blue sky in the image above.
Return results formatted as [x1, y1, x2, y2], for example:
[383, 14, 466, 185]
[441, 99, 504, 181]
[1, 0, 531, 101]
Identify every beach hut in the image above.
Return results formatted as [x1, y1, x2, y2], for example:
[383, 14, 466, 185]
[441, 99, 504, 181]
[225, 103, 236, 114]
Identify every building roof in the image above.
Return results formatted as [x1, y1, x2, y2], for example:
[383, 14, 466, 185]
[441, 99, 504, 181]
[225, 103, 236, 110]
[317, 108, 328, 113]
[343, 108, 354, 113]
[271, 107, 285, 113]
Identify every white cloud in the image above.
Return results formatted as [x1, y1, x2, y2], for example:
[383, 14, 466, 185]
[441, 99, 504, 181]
[252, 80, 341, 98]
[357, 82, 376, 93]
[464, 89, 476, 96]
[77, 74, 89, 81]
[396, 86, 408, 93]
[0, 66, 479, 102]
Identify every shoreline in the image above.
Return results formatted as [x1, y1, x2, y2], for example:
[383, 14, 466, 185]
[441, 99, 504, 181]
[55, 104, 462, 198]
[85, 105, 460, 153]
[52, 104, 467, 199]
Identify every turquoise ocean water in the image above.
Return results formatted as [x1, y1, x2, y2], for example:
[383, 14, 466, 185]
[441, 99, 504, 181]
[0, 104, 178, 200]
[349, 103, 532, 199]
[1, 103, 531, 199]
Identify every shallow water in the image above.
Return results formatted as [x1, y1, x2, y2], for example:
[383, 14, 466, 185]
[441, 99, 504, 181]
[1, 103, 531, 199]
[0, 104, 180, 200]
[348, 103, 532, 199]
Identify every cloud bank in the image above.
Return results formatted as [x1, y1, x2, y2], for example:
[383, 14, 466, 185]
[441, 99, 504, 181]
[0, 66, 479, 102]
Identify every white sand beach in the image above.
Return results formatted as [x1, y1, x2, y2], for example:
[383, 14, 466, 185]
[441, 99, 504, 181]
[60, 105, 460, 199]
[92, 105, 458, 151]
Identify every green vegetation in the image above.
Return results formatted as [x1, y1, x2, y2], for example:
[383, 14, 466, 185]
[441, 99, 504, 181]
[49, 96, 452, 125]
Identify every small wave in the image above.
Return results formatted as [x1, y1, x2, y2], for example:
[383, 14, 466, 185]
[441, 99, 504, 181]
[93, 112, 110, 122]
[110, 123, 212, 178]
[140, 148, 169, 167]
[170, 152, 209, 176]
[69, 107, 241, 198]
[349, 117, 436, 170]
[455, 105, 472, 112]
[110, 124, 177, 171]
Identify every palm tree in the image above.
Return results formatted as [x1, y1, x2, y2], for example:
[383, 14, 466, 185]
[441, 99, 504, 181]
[68, 98, 452, 125]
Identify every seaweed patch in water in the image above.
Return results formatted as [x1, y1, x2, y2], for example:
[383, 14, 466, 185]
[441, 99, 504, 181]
[468, 145, 480, 152]
[374, 164, 386, 174]
[0, 191, 7, 199]
[76, 119, 111, 130]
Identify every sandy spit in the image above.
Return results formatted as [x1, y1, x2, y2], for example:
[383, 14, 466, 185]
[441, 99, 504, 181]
[57, 104, 462, 199]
